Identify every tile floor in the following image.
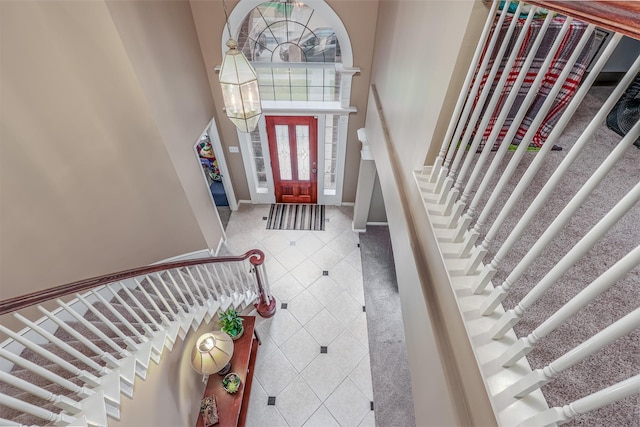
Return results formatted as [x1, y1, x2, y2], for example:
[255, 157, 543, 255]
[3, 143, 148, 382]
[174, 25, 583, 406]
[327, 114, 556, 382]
[223, 204, 374, 427]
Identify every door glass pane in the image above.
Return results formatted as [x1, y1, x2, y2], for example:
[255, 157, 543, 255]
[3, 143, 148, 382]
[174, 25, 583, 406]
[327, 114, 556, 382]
[275, 125, 292, 180]
[296, 125, 310, 181]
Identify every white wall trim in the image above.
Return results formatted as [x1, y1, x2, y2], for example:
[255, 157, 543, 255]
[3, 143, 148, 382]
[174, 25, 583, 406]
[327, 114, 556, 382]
[366, 221, 388, 226]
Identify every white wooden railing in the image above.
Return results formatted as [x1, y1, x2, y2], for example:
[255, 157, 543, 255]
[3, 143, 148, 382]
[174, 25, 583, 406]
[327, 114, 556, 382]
[0, 250, 274, 426]
[416, 1, 639, 425]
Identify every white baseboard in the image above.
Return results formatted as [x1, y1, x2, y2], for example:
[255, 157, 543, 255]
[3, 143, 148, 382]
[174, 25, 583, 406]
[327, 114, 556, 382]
[154, 249, 212, 263]
[366, 221, 389, 226]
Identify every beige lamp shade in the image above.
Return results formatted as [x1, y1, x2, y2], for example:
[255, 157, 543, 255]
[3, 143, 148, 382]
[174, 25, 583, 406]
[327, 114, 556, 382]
[191, 331, 234, 375]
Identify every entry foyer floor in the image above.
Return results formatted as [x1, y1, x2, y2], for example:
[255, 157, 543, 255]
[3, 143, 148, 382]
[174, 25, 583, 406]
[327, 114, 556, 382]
[223, 204, 375, 427]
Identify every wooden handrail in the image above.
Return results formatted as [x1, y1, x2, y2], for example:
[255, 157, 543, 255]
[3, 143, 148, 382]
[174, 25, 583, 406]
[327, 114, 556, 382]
[525, 1, 640, 40]
[0, 249, 265, 316]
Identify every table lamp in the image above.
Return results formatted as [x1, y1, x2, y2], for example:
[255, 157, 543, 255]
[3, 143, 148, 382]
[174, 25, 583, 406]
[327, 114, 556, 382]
[191, 331, 234, 381]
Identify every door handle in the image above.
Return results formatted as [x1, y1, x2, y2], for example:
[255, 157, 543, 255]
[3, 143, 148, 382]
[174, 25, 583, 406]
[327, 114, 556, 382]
[312, 168, 317, 174]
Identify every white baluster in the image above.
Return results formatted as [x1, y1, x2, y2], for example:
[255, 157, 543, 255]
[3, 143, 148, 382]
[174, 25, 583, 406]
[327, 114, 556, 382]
[0, 392, 76, 425]
[445, 6, 541, 217]
[107, 285, 157, 336]
[491, 179, 640, 339]
[135, 278, 173, 323]
[454, 17, 575, 244]
[171, 269, 197, 306]
[460, 22, 595, 253]
[505, 308, 640, 398]
[429, 0, 499, 182]
[13, 312, 106, 374]
[90, 290, 145, 340]
[149, 274, 180, 315]
[440, 2, 527, 206]
[483, 121, 640, 316]
[434, 0, 513, 193]
[56, 299, 129, 357]
[474, 48, 639, 295]
[158, 272, 189, 312]
[194, 264, 215, 298]
[186, 267, 210, 301]
[0, 348, 93, 398]
[467, 28, 615, 271]
[518, 375, 640, 427]
[117, 283, 163, 330]
[0, 371, 81, 413]
[0, 324, 101, 388]
[498, 245, 640, 367]
[180, 268, 205, 304]
[76, 293, 139, 351]
[38, 307, 119, 369]
[448, 11, 555, 227]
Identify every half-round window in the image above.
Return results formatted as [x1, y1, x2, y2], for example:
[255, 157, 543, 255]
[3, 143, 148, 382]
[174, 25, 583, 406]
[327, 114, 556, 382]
[235, 2, 342, 103]
[237, 2, 341, 64]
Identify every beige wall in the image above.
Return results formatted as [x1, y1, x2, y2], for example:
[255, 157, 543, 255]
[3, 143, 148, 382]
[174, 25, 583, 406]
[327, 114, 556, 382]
[190, 0, 379, 203]
[367, 0, 495, 425]
[367, 174, 387, 223]
[0, 1, 217, 302]
[105, 0, 224, 250]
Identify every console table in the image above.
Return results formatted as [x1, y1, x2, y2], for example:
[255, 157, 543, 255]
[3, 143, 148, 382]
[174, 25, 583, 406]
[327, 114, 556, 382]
[196, 316, 259, 427]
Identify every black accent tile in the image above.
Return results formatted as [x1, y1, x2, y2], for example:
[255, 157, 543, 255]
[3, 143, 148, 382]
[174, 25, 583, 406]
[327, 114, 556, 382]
[370, 401, 374, 410]
[268, 396, 276, 405]
[362, 306, 366, 312]
[323, 270, 329, 276]
[357, 243, 361, 248]
[281, 303, 288, 309]
[262, 216, 268, 220]
[320, 346, 328, 354]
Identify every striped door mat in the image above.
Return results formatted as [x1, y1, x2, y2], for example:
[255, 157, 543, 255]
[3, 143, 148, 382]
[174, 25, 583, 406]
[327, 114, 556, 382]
[266, 204, 325, 231]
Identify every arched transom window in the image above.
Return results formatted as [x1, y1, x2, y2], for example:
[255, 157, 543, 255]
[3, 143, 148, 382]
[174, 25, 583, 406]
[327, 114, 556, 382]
[236, 2, 342, 102]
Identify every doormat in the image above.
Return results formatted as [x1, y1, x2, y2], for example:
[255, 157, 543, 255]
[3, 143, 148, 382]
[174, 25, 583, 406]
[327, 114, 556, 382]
[266, 204, 325, 231]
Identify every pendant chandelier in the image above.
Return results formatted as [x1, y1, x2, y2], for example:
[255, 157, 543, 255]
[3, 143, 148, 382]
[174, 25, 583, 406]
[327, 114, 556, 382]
[219, 0, 262, 133]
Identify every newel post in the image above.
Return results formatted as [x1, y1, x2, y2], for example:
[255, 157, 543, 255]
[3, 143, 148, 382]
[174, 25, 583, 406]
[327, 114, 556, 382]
[249, 250, 276, 318]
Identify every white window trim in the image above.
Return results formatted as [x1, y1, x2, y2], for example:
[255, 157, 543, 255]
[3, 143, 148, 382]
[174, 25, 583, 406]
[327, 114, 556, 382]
[229, 0, 356, 206]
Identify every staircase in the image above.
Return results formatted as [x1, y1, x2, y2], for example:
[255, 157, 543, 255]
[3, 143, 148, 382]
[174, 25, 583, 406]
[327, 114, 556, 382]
[0, 249, 275, 426]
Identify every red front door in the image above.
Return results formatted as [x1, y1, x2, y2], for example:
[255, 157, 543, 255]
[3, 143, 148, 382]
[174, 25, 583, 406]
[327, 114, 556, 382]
[266, 116, 318, 204]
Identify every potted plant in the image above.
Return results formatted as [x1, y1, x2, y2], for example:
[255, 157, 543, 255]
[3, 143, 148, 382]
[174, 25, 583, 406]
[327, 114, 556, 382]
[218, 308, 244, 340]
[222, 372, 241, 394]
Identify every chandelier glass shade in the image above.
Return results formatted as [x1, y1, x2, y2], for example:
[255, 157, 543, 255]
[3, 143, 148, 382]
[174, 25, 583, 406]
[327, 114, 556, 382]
[219, 39, 262, 133]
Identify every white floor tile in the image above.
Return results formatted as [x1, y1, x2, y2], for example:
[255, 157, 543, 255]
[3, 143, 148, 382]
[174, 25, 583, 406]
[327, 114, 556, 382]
[295, 233, 326, 258]
[349, 312, 370, 349]
[265, 257, 288, 283]
[310, 246, 342, 271]
[358, 410, 376, 427]
[327, 329, 368, 374]
[301, 353, 346, 401]
[276, 377, 322, 427]
[254, 347, 298, 396]
[263, 232, 294, 255]
[281, 328, 320, 373]
[304, 309, 343, 345]
[345, 248, 363, 272]
[325, 378, 371, 427]
[290, 259, 323, 288]
[326, 291, 363, 327]
[306, 276, 342, 306]
[245, 380, 289, 427]
[260, 308, 302, 346]
[327, 233, 360, 258]
[349, 355, 374, 400]
[331, 259, 363, 289]
[270, 273, 305, 303]
[288, 290, 323, 325]
[274, 245, 308, 270]
[302, 405, 341, 427]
